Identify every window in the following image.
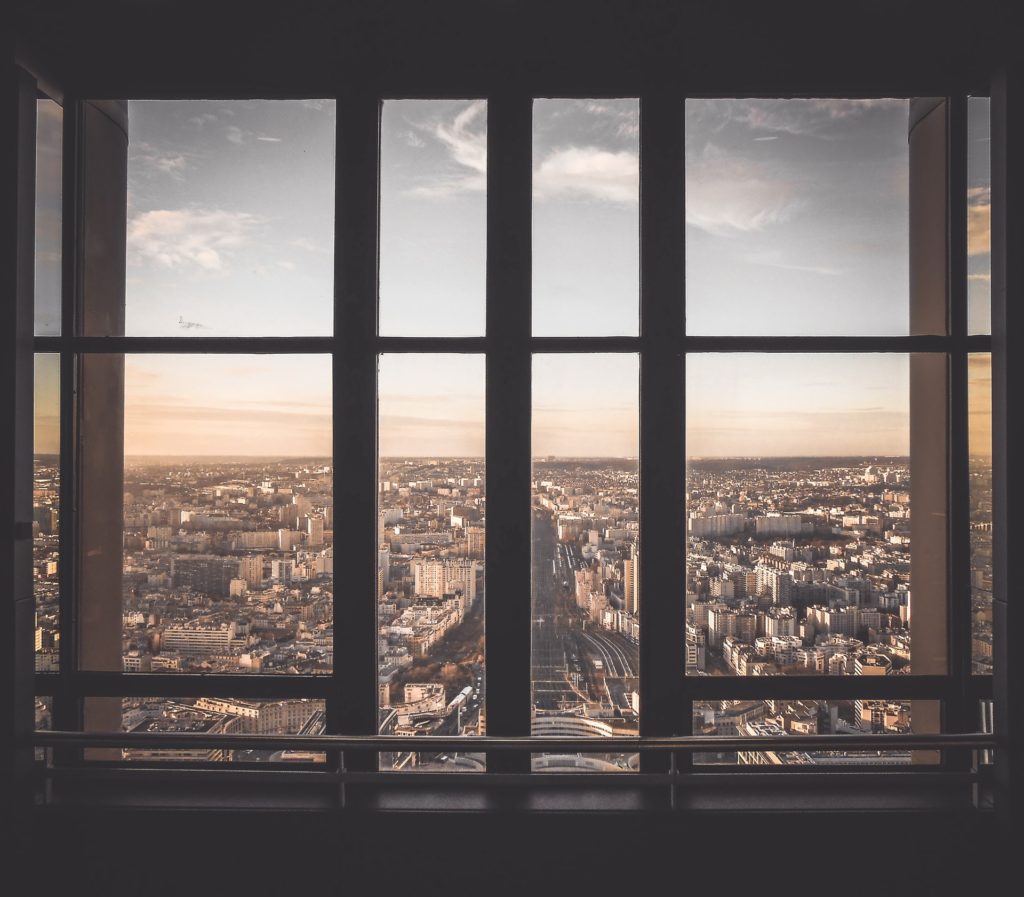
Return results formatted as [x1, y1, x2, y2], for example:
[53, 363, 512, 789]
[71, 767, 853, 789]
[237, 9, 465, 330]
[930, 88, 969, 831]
[15, 82, 1000, 810]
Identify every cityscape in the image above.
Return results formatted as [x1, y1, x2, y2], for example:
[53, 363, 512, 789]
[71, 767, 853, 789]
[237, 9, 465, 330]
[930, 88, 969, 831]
[32, 447, 994, 768]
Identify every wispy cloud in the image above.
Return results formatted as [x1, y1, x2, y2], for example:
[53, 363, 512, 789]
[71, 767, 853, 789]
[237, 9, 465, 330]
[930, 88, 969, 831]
[131, 142, 189, 178]
[581, 101, 640, 137]
[745, 250, 843, 276]
[407, 101, 488, 197]
[692, 98, 905, 140]
[128, 208, 264, 270]
[289, 236, 330, 254]
[687, 147, 798, 235]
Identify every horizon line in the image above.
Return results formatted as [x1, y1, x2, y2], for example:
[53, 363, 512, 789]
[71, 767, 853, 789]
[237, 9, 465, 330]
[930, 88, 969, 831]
[31, 452, 921, 461]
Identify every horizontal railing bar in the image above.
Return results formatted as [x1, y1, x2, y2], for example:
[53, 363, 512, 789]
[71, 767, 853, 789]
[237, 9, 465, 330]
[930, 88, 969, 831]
[31, 334, 992, 356]
[35, 765, 982, 789]
[39, 766, 676, 787]
[30, 730, 996, 753]
[43, 766, 342, 785]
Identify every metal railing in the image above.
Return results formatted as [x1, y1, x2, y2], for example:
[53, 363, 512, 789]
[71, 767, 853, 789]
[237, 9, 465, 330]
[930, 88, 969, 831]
[30, 729, 997, 753]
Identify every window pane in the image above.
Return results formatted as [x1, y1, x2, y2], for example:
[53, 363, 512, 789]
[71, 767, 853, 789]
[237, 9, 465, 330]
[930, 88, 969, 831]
[686, 99, 911, 335]
[120, 100, 335, 336]
[35, 98, 62, 336]
[969, 353, 993, 674]
[968, 97, 991, 335]
[532, 99, 639, 336]
[83, 698, 326, 763]
[532, 354, 639, 772]
[379, 100, 486, 336]
[378, 355, 485, 772]
[79, 355, 333, 675]
[34, 354, 60, 671]
[684, 354, 940, 677]
[694, 699, 939, 765]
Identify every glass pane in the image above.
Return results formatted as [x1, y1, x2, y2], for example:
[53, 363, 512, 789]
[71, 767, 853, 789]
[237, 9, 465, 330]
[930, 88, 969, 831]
[969, 354, 993, 674]
[377, 355, 485, 771]
[122, 100, 335, 336]
[35, 98, 62, 336]
[686, 99, 911, 335]
[79, 355, 332, 675]
[379, 100, 486, 336]
[685, 354, 935, 676]
[85, 698, 326, 763]
[34, 354, 60, 671]
[533, 99, 639, 336]
[968, 97, 991, 335]
[532, 354, 639, 771]
[694, 699, 939, 765]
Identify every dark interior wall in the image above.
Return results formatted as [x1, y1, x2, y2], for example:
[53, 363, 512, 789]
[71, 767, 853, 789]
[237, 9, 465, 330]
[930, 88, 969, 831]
[28, 807, 1004, 895]
[12, 0, 1011, 97]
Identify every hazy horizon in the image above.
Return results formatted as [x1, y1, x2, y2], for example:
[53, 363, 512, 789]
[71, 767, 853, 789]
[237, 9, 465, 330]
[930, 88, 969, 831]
[28, 98, 992, 460]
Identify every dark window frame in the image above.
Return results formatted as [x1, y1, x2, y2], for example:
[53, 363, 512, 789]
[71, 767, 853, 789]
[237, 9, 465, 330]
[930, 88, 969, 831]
[9, 64, 1008, 812]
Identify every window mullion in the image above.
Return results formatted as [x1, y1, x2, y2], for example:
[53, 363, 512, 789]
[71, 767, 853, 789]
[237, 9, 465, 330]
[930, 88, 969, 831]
[55, 96, 81, 746]
[4, 66, 40, 811]
[639, 92, 688, 776]
[946, 94, 973, 771]
[484, 92, 533, 775]
[332, 91, 380, 781]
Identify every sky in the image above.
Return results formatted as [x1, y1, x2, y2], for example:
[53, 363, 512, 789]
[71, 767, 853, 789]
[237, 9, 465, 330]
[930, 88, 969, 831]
[379, 100, 487, 336]
[686, 353, 910, 458]
[122, 354, 331, 456]
[30, 98, 992, 458]
[34, 99, 62, 337]
[967, 97, 992, 335]
[123, 100, 336, 336]
[968, 353, 992, 458]
[686, 98, 913, 335]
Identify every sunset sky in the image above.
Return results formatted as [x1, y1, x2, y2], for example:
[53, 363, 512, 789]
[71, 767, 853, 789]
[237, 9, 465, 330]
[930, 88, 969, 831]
[32, 98, 992, 457]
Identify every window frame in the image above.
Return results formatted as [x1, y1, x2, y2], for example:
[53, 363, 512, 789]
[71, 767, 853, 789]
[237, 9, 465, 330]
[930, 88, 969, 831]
[10, 72, 1005, 810]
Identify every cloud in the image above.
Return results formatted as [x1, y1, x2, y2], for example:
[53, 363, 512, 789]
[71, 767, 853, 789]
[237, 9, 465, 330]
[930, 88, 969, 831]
[289, 236, 330, 254]
[687, 147, 798, 235]
[580, 100, 640, 138]
[690, 98, 905, 140]
[256, 136, 282, 143]
[534, 146, 638, 204]
[407, 101, 488, 197]
[189, 113, 218, 127]
[745, 250, 843, 276]
[968, 186, 991, 256]
[128, 209, 264, 270]
[131, 142, 188, 178]
[405, 131, 426, 148]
